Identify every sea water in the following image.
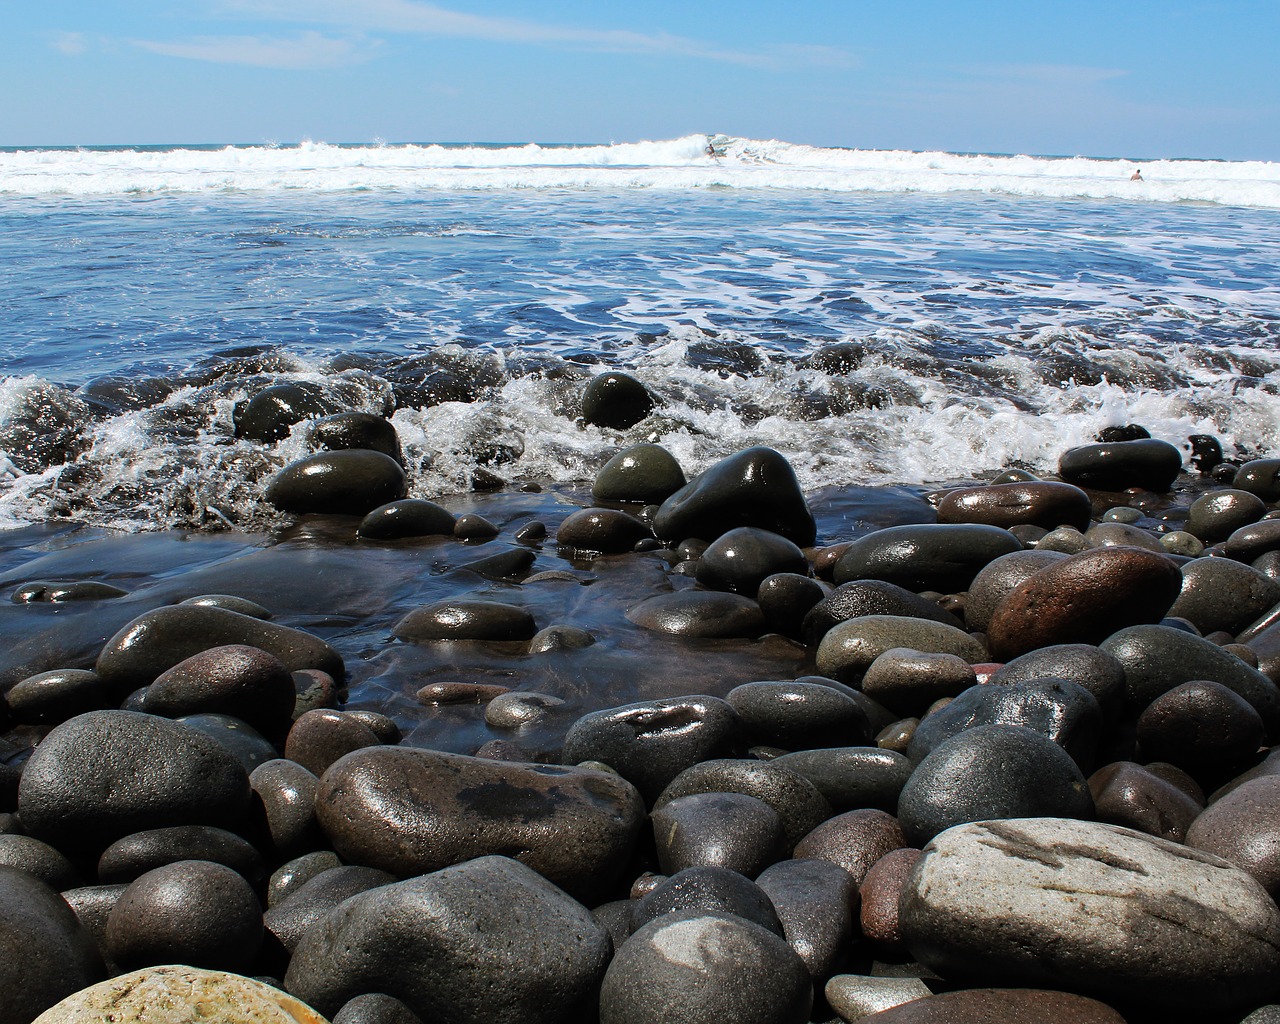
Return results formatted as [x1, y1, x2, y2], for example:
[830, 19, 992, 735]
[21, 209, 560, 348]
[1, 135, 1279, 532]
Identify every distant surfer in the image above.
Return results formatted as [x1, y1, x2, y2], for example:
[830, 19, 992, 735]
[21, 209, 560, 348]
[1130, 168, 1143, 181]
[705, 140, 720, 160]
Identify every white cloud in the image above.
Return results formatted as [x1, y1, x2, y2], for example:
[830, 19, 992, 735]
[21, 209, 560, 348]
[965, 63, 1130, 87]
[52, 31, 89, 56]
[129, 30, 376, 70]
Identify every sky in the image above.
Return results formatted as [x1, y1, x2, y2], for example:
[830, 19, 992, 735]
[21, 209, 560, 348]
[4, 1, 1278, 160]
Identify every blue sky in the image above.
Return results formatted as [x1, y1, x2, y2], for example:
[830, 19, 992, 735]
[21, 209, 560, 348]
[5, 1, 1278, 159]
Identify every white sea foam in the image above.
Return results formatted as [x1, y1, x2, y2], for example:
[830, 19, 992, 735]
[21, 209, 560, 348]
[3, 136, 1279, 208]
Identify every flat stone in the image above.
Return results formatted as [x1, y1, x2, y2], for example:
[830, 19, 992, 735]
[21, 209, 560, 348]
[3, 669, 107, 725]
[1058, 438, 1184, 492]
[936, 481, 1092, 531]
[838, 988, 1126, 1023]
[771, 747, 913, 813]
[832, 523, 1022, 592]
[899, 817, 1280, 1014]
[626, 591, 765, 638]
[392, 600, 536, 642]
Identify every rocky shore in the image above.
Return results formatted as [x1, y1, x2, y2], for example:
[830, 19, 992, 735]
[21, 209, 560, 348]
[5, 372, 1280, 1024]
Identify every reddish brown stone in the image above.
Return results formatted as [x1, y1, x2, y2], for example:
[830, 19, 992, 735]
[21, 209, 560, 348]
[792, 808, 906, 886]
[859, 847, 921, 952]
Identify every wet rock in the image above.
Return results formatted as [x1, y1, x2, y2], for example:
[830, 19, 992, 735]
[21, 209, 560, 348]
[726, 679, 871, 750]
[964, 550, 1070, 633]
[772, 746, 913, 813]
[555, 508, 652, 554]
[484, 690, 566, 729]
[1187, 488, 1267, 543]
[824, 975, 932, 1020]
[392, 600, 536, 642]
[651, 792, 786, 876]
[897, 724, 1093, 846]
[11, 580, 128, 603]
[0, 834, 83, 890]
[626, 591, 764, 638]
[106, 860, 262, 973]
[560, 696, 742, 803]
[861, 649, 977, 718]
[307, 411, 401, 461]
[453, 513, 498, 540]
[833, 523, 1022, 592]
[653, 446, 817, 547]
[631, 865, 784, 935]
[859, 847, 921, 953]
[815, 615, 984, 684]
[986, 546, 1182, 661]
[459, 548, 536, 581]
[234, 382, 344, 442]
[802, 580, 962, 646]
[1058, 437, 1184, 492]
[314, 747, 644, 904]
[356, 498, 456, 539]
[1084, 521, 1166, 552]
[793, 807, 907, 886]
[266, 450, 407, 516]
[1234, 459, 1280, 502]
[285, 710, 383, 777]
[180, 593, 273, 618]
[268, 851, 342, 909]
[600, 909, 812, 1024]
[989, 643, 1127, 723]
[417, 682, 512, 706]
[174, 712, 277, 773]
[907, 678, 1103, 770]
[756, 857, 857, 979]
[695, 527, 808, 594]
[343, 710, 400, 745]
[843, 988, 1127, 1023]
[1186, 776, 1280, 898]
[142, 644, 296, 736]
[18, 711, 250, 854]
[3, 668, 107, 725]
[1168, 556, 1280, 637]
[1227, 519, 1280, 563]
[581, 370, 655, 429]
[654, 758, 833, 849]
[97, 825, 265, 886]
[1088, 761, 1203, 843]
[1136, 679, 1265, 774]
[333, 993, 421, 1024]
[265, 864, 397, 954]
[286, 856, 611, 1024]
[899, 817, 1280, 1015]
[756, 572, 827, 638]
[592, 443, 686, 504]
[936, 481, 1092, 531]
[95, 605, 344, 691]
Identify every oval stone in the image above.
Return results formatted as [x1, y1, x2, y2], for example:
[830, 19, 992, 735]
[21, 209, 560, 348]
[266, 450, 407, 516]
[142, 644, 296, 736]
[726, 680, 870, 751]
[802, 580, 962, 646]
[555, 508, 652, 554]
[1187, 489, 1267, 543]
[1234, 459, 1280, 502]
[626, 591, 765, 638]
[306, 411, 401, 460]
[815, 615, 985, 684]
[1058, 438, 1184, 492]
[1187, 777, 1280, 899]
[592, 443, 686, 504]
[695, 527, 808, 595]
[1167, 556, 1280, 637]
[771, 747, 913, 813]
[581, 371, 655, 429]
[757, 858, 858, 979]
[356, 499, 456, 540]
[832, 523, 1023, 592]
[936, 481, 1092, 531]
[392, 600, 536, 642]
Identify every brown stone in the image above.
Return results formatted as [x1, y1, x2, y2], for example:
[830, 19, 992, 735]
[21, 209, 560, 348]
[1186, 776, 1280, 899]
[936, 481, 1092, 531]
[792, 808, 907, 886]
[859, 847, 921, 953]
[849, 988, 1127, 1023]
[1087, 761, 1202, 843]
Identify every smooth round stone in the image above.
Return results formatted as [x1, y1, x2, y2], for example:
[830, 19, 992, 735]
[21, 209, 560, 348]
[815, 615, 985, 684]
[793, 808, 907, 886]
[1187, 489, 1267, 543]
[694, 527, 808, 595]
[458, 548, 536, 581]
[484, 690, 566, 729]
[653, 759, 834, 849]
[1034, 525, 1090, 554]
[452, 513, 499, 540]
[651, 792, 786, 876]
[106, 860, 263, 973]
[1136, 679, 1265, 773]
[12, 580, 128, 603]
[306, 411, 400, 460]
[1084, 521, 1165, 551]
[1241, 1009, 1280, 1024]
[1168, 556, 1280, 637]
[35, 965, 327, 1024]
[986, 546, 1183, 661]
[95, 604, 344, 691]
[861, 649, 977, 718]
[626, 591, 764, 638]
[356, 498, 455, 539]
[859, 847, 922, 953]
[1103, 505, 1143, 524]
[908, 678, 1102, 770]
[1234, 459, 1280, 502]
[268, 850, 342, 909]
[899, 817, 1280, 1014]
[1160, 530, 1204, 556]
[286, 856, 611, 1023]
[266, 450, 407, 516]
[824, 975, 932, 1020]
[1102, 624, 1280, 737]
[417, 681, 512, 706]
[284, 710, 383, 777]
[18, 711, 250, 854]
[1058, 438, 1184, 492]
[392, 600, 536, 641]
[61, 883, 127, 960]
[175, 713, 279, 774]
[962, 549, 1068, 633]
[4, 668, 107, 725]
[832, 523, 1022, 592]
[631, 865, 784, 935]
[314, 747, 644, 904]
[0, 833, 83, 890]
[897, 724, 1094, 846]
[599, 909, 812, 1024]
[756, 573, 827, 638]
[557, 508, 655, 556]
[838, 987, 1127, 1023]
[1088, 761, 1202, 843]
[652, 446, 817, 547]
[180, 594, 273, 618]
[142, 644, 296, 736]
[1187, 776, 1280, 898]
[291, 669, 340, 719]
[771, 747, 913, 813]
[802, 580, 961, 646]
[343, 710, 399, 745]
[1227, 519, 1280, 562]
[989, 643, 1127, 723]
[726, 680, 870, 751]
[527, 624, 595, 653]
[233, 382, 341, 442]
[264, 864, 397, 954]
[936, 481, 1092, 531]
[333, 994, 420, 1024]
[581, 371, 654, 429]
[755, 858, 858, 978]
[97, 825, 265, 886]
[560, 696, 742, 804]
[592, 443, 686, 504]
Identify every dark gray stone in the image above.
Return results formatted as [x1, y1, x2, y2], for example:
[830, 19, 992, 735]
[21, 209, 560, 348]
[832, 523, 1022, 592]
[631, 865, 784, 935]
[815, 615, 984, 684]
[556, 508, 653, 554]
[266, 449, 408, 516]
[650, 793, 786, 877]
[234, 382, 343, 442]
[756, 858, 857, 979]
[0, 833, 84, 890]
[1187, 777, 1280, 899]
[285, 709, 383, 777]
[268, 850, 342, 908]
[176, 713, 279, 774]
[333, 993, 424, 1024]
[179, 594, 273, 618]
[581, 371, 655, 430]
[1234, 459, 1280, 502]
[1058, 438, 1184, 492]
[1088, 761, 1203, 843]
[695, 527, 808, 595]
[265, 864, 397, 953]
[251, 758, 322, 858]
[989, 644, 1127, 723]
[726, 680, 870, 751]
[97, 825, 265, 886]
[592, 443, 686, 504]
[3, 669, 107, 725]
[1168, 556, 1280, 637]
[306, 412, 401, 461]
[756, 573, 827, 638]
[861, 649, 977, 718]
[771, 746, 913, 813]
[626, 591, 765, 638]
[1137, 679, 1266, 774]
[936, 481, 1092, 531]
[357, 499, 456, 540]
[392, 600, 536, 642]
[793, 807, 907, 886]
[142, 644, 296, 736]
[1187, 489, 1267, 543]
[964, 549, 1069, 633]
[1226, 519, 1280, 562]
[802, 579, 962, 646]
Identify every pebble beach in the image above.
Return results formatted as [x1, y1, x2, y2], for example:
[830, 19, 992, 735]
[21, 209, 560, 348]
[3, 138, 1280, 1023]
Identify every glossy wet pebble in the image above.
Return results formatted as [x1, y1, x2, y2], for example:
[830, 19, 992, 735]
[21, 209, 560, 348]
[1057, 437, 1184, 492]
[626, 591, 765, 638]
[695, 527, 808, 594]
[802, 580, 961, 647]
[284, 709, 383, 776]
[832, 523, 1022, 592]
[266, 449, 407, 516]
[1088, 761, 1202, 843]
[581, 370, 654, 429]
[591, 442, 686, 504]
[97, 825, 264, 886]
[815, 615, 984, 684]
[858, 847, 921, 953]
[771, 746, 913, 813]
[356, 498, 455, 539]
[630, 865, 784, 935]
[792, 807, 907, 886]
[726, 679, 870, 750]
[1167, 556, 1280, 637]
[756, 857, 858, 978]
[556, 507, 652, 553]
[841, 988, 1128, 1023]
[861, 649, 976, 718]
[936, 480, 1092, 531]
[1186, 776, 1280, 898]
[142, 644, 296, 736]
[264, 864, 397, 955]
[1136, 679, 1265, 774]
[650, 792, 786, 876]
